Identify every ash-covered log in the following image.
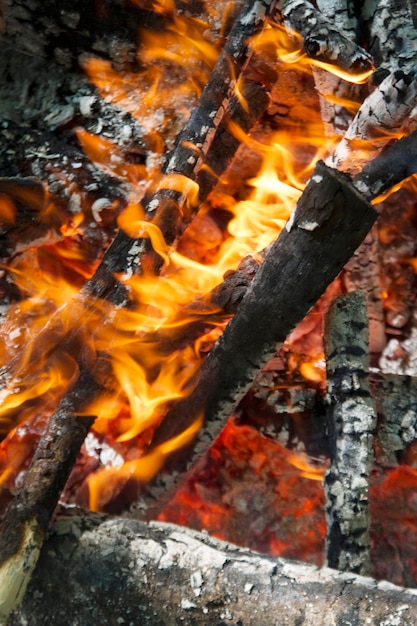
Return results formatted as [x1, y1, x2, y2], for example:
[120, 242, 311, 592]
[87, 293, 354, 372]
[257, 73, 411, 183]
[323, 291, 376, 576]
[9, 514, 417, 626]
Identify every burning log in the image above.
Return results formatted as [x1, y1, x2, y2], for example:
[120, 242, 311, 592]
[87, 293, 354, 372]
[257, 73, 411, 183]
[134, 160, 377, 520]
[2, 0, 417, 619]
[323, 291, 376, 576]
[280, 0, 373, 75]
[8, 514, 417, 625]
[2, 123, 417, 621]
[0, 0, 277, 619]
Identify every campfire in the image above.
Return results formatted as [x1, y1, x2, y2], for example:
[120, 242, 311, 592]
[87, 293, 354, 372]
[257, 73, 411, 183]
[2, 0, 417, 622]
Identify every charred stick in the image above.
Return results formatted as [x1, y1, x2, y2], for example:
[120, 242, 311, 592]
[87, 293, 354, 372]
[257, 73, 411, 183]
[134, 160, 377, 520]
[323, 291, 376, 576]
[147, 128, 417, 355]
[362, 0, 417, 70]
[279, 0, 373, 75]
[0, 2, 275, 618]
[342, 227, 386, 355]
[371, 372, 417, 467]
[329, 67, 417, 173]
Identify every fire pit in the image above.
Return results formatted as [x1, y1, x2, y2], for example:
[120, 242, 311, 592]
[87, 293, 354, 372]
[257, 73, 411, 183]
[1, 0, 417, 623]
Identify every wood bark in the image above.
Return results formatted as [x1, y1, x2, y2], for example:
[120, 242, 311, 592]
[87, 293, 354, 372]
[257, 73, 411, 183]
[133, 161, 377, 520]
[323, 291, 376, 576]
[9, 514, 417, 626]
[0, 2, 276, 618]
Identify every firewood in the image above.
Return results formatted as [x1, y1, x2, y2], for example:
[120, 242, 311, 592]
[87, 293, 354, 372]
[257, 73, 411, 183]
[371, 372, 417, 467]
[133, 160, 377, 520]
[280, 0, 372, 136]
[280, 0, 373, 75]
[0, 122, 130, 213]
[0, 1, 276, 619]
[323, 291, 376, 576]
[1, 0, 153, 69]
[363, 0, 417, 70]
[9, 514, 417, 625]
[329, 68, 417, 173]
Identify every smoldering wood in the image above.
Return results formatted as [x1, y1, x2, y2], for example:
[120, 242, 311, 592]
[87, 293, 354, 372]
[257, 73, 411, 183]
[0, 0, 157, 69]
[329, 68, 417, 173]
[372, 372, 417, 467]
[353, 128, 417, 198]
[362, 0, 417, 70]
[132, 161, 377, 521]
[342, 227, 386, 355]
[323, 291, 376, 576]
[0, 40, 165, 167]
[310, 0, 365, 135]
[0, 3, 276, 616]
[280, 0, 373, 74]
[9, 514, 417, 626]
[0, 122, 130, 211]
[244, 364, 417, 468]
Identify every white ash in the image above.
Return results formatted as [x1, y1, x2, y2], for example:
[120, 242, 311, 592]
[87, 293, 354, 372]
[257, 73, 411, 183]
[379, 330, 417, 376]
[91, 197, 112, 223]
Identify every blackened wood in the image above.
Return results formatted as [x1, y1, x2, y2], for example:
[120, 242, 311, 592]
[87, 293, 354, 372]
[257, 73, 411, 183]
[342, 227, 386, 354]
[0, 3, 275, 616]
[353, 128, 417, 199]
[311, 0, 366, 135]
[0, 122, 129, 211]
[362, 0, 417, 70]
[10, 515, 417, 626]
[323, 291, 376, 576]
[371, 372, 417, 467]
[0, 41, 157, 159]
[133, 161, 377, 520]
[0, 363, 100, 622]
[1, 0, 152, 69]
[143, 0, 276, 260]
[280, 0, 373, 74]
[329, 68, 417, 173]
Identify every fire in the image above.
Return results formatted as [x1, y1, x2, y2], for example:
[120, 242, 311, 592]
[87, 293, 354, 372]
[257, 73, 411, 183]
[6, 0, 413, 579]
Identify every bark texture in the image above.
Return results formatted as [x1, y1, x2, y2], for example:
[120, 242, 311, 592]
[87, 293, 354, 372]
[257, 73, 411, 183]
[9, 514, 417, 626]
[134, 161, 377, 520]
[324, 291, 376, 576]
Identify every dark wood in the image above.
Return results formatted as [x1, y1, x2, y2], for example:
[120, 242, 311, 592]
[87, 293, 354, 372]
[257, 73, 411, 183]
[133, 161, 377, 520]
[323, 291, 376, 576]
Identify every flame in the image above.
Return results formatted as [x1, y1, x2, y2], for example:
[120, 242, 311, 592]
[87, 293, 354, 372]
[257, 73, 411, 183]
[250, 21, 373, 85]
[0, 0, 381, 524]
[88, 411, 203, 511]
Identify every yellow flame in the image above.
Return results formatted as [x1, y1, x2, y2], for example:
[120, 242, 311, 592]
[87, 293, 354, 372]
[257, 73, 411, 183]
[88, 411, 203, 511]
[287, 452, 327, 481]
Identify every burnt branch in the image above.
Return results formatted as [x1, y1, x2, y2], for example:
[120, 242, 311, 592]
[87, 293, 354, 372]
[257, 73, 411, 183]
[0, 1, 276, 618]
[323, 291, 376, 576]
[134, 161, 377, 520]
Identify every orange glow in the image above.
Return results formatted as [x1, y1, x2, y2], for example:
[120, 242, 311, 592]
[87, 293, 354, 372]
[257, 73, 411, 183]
[88, 411, 203, 511]
[75, 129, 148, 185]
[0, 194, 16, 223]
[286, 452, 327, 481]
[251, 21, 373, 85]
[0, 0, 390, 535]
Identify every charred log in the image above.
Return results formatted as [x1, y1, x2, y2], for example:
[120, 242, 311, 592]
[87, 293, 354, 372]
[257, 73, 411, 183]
[133, 161, 377, 520]
[9, 514, 417, 626]
[323, 291, 376, 576]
